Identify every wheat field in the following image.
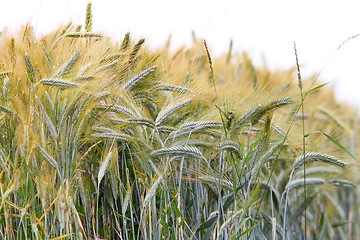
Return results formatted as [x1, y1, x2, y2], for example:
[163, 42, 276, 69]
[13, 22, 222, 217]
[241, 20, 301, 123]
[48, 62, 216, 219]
[0, 3, 359, 240]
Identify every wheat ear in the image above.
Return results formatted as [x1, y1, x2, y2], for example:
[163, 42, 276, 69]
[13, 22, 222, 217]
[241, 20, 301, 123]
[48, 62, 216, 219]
[285, 178, 325, 191]
[97, 103, 135, 117]
[0, 71, 12, 78]
[85, 2, 92, 32]
[53, 50, 80, 77]
[155, 99, 192, 126]
[24, 54, 35, 82]
[128, 38, 145, 65]
[0, 106, 14, 115]
[39, 78, 78, 88]
[91, 132, 131, 141]
[123, 65, 158, 91]
[151, 145, 203, 159]
[293, 152, 347, 169]
[64, 32, 103, 38]
[121, 32, 131, 50]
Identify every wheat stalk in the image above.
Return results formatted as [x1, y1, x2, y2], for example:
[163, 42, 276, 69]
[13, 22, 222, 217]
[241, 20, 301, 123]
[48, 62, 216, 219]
[66, 196, 86, 237]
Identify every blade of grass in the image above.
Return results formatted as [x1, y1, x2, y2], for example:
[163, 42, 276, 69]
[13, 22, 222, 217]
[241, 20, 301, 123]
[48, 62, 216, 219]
[305, 131, 357, 160]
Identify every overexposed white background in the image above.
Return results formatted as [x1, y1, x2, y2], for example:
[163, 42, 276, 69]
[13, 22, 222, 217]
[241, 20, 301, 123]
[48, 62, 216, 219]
[1, 0, 360, 108]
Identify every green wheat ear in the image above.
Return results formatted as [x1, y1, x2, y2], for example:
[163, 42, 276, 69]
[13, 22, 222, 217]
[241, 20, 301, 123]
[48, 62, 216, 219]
[85, 2, 93, 32]
[293, 152, 347, 169]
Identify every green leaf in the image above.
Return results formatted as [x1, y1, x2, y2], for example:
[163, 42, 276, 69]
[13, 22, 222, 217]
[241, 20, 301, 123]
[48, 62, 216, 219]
[196, 211, 219, 232]
[322, 132, 356, 159]
[332, 221, 352, 228]
[304, 131, 357, 160]
[171, 202, 181, 218]
[304, 130, 322, 138]
[235, 218, 256, 238]
[239, 224, 257, 238]
[304, 82, 330, 98]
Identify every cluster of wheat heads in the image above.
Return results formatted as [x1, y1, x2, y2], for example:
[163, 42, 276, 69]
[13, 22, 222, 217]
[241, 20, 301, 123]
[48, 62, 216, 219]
[0, 3, 359, 240]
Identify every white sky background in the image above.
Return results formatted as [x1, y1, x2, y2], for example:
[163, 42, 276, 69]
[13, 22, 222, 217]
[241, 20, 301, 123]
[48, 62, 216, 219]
[1, 0, 360, 108]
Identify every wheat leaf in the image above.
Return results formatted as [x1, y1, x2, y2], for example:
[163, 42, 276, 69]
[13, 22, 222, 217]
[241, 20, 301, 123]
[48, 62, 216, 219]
[305, 130, 356, 160]
[196, 211, 219, 232]
[304, 82, 330, 98]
